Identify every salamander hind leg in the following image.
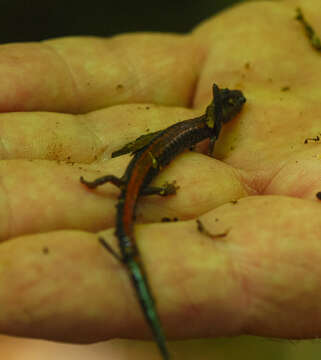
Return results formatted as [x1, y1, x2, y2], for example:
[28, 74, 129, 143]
[80, 174, 124, 189]
[141, 180, 179, 196]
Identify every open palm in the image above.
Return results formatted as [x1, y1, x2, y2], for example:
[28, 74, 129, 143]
[0, 0, 320, 358]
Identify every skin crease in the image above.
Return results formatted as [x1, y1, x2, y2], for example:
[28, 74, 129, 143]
[0, 0, 320, 358]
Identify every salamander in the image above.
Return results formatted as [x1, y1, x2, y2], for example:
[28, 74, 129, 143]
[80, 83, 246, 360]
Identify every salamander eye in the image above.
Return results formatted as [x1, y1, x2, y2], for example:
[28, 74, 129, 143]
[228, 98, 235, 105]
[221, 90, 246, 123]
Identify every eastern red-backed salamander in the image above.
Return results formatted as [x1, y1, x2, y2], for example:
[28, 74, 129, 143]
[80, 83, 246, 360]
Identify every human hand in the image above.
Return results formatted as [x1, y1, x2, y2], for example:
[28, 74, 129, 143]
[0, 0, 320, 359]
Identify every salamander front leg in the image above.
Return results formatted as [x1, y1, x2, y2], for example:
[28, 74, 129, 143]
[80, 175, 124, 189]
[208, 135, 217, 157]
[112, 130, 163, 157]
[141, 180, 179, 196]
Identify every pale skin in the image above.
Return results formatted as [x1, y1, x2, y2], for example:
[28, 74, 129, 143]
[0, 0, 320, 358]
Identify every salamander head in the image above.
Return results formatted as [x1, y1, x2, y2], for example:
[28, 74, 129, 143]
[218, 85, 246, 123]
[206, 84, 246, 129]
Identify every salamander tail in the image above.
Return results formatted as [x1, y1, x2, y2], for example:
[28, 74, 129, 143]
[127, 258, 170, 360]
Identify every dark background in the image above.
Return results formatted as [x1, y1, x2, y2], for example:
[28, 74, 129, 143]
[0, 0, 245, 44]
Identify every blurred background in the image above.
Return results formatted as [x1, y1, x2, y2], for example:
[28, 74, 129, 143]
[0, 0, 242, 43]
[1, 0, 321, 359]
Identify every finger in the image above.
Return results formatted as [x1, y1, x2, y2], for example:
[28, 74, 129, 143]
[0, 153, 247, 240]
[1, 196, 320, 342]
[0, 34, 204, 113]
[0, 104, 198, 162]
[0, 159, 118, 241]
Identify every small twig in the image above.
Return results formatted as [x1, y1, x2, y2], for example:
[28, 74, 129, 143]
[304, 135, 320, 144]
[196, 219, 229, 240]
[295, 7, 321, 52]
